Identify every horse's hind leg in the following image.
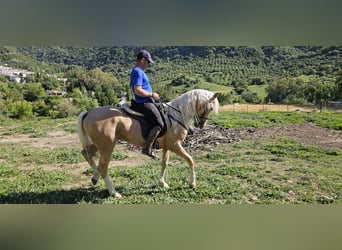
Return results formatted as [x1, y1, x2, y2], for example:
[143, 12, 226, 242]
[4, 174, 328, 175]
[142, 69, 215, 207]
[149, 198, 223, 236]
[81, 144, 100, 185]
[97, 148, 122, 198]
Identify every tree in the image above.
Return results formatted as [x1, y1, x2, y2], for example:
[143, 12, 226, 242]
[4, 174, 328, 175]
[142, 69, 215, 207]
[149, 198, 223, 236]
[250, 77, 264, 85]
[241, 90, 262, 103]
[0, 91, 7, 115]
[266, 78, 306, 104]
[286, 78, 306, 104]
[305, 80, 335, 111]
[41, 75, 60, 90]
[66, 67, 121, 105]
[232, 80, 248, 95]
[32, 100, 50, 116]
[217, 92, 235, 105]
[54, 99, 79, 118]
[94, 85, 118, 106]
[89, 67, 120, 91]
[335, 70, 342, 101]
[24, 82, 46, 102]
[0, 75, 9, 82]
[71, 88, 98, 111]
[0, 82, 23, 102]
[266, 78, 289, 103]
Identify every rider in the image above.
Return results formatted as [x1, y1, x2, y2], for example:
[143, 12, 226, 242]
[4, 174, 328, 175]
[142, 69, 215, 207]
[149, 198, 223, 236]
[130, 50, 163, 159]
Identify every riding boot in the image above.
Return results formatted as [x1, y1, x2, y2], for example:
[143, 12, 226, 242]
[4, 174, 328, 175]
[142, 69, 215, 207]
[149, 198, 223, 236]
[142, 126, 161, 159]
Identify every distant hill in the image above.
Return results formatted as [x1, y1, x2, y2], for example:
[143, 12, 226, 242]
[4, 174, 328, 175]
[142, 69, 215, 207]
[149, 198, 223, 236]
[1, 46, 340, 87]
[1, 46, 341, 118]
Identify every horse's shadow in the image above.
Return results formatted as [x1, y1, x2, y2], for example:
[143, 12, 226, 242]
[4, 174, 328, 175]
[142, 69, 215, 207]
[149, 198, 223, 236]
[0, 187, 110, 204]
[0, 185, 186, 204]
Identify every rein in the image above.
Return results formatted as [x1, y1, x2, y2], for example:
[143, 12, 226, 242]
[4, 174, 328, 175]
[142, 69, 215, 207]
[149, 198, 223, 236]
[164, 102, 181, 113]
[159, 101, 188, 130]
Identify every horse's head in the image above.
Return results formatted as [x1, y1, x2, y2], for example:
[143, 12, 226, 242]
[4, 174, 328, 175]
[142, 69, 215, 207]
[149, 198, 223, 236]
[194, 92, 219, 129]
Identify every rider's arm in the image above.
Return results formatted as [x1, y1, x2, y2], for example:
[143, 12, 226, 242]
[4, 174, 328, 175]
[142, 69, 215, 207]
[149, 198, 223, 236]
[134, 85, 160, 101]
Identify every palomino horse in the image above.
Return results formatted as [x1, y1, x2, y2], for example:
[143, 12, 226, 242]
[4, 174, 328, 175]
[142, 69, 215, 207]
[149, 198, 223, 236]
[77, 89, 219, 198]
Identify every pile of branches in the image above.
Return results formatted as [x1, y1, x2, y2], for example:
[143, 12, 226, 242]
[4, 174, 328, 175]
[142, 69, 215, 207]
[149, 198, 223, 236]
[183, 124, 243, 152]
[120, 124, 246, 152]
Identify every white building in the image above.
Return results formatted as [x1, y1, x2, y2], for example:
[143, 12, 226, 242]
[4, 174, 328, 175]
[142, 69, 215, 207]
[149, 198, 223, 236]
[0, 65, 33, 83]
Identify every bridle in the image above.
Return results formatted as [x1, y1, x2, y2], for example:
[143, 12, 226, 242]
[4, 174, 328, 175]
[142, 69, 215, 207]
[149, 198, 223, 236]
[195, 103, 211, 128]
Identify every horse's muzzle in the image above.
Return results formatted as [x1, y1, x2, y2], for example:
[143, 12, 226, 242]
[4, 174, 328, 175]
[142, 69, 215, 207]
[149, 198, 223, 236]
[194, 117, 208, 129]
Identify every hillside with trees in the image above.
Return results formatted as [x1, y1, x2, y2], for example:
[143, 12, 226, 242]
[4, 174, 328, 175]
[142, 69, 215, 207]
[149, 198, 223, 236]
[0, 46, 341, 119]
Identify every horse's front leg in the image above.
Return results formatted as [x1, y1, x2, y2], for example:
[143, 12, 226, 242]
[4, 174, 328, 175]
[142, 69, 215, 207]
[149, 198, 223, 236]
[159, 149, 170, 189]
[172, 143, 196, 189]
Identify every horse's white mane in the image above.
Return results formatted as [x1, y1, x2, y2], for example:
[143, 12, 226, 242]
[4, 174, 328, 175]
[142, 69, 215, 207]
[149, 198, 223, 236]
[168, 89, 219, 126]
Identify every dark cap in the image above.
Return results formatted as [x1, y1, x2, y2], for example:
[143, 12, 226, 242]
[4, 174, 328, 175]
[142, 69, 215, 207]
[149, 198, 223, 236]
[137, 50, 154, 64]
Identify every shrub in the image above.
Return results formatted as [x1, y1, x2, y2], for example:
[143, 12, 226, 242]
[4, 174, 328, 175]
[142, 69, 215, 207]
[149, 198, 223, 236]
[241, 90, 262, 103]
[72, 96, 98, 111]
[32, 100, 50, 116]
[54, 99, 79, 118]
[7, 101, 33, 119]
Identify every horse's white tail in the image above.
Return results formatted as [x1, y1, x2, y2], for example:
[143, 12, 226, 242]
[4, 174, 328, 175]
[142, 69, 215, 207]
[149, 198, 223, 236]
[77, 111, 93, 148]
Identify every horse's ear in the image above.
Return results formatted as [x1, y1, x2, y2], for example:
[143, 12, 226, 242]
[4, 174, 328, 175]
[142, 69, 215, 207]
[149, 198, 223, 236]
[209, 93, 219, 102]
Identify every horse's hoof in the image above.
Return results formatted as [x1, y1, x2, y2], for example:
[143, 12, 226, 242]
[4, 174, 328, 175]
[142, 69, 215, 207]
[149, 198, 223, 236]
[189, 183, 196, 189]
[91, 178, 98, 186]
[111, 192, 122, 199]
[159, 181, 170, 189]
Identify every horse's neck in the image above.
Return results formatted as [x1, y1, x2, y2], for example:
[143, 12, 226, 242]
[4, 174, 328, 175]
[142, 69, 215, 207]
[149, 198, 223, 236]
[168, 97, 194, 124]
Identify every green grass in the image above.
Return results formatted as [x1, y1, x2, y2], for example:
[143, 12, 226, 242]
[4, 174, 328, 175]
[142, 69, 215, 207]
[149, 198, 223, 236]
[248, 84, 267, 99]
[0, 143, 83, 165]
[264, 138, 341, 159]
[195, 82, 233, 92]
[0, 167, 74, 202]
[0, 113, 341, 204]
[308, 112, 342, 130]
[0, 116, 76, 137]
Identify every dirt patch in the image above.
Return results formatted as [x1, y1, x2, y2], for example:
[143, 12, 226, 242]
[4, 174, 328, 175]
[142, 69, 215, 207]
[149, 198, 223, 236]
[184, 122, 341, 152]
[0, 130, 80, 149]
[244, 123, 342, 150]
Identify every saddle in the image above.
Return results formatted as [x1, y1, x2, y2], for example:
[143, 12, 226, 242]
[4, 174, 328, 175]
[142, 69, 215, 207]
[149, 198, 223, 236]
[121, 101, 170, 139]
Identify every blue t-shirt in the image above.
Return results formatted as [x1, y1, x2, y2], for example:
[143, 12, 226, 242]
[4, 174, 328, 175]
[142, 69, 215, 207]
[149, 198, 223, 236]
[130, 67, 153, 103]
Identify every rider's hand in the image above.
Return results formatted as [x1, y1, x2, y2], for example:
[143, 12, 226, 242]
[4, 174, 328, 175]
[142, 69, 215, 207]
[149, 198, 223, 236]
[152, 92, 160, 101]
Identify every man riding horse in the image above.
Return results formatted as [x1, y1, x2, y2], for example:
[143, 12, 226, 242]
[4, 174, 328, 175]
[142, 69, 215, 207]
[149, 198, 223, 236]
[77, 49, 220, 198]
[130, 50, 163, 159]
